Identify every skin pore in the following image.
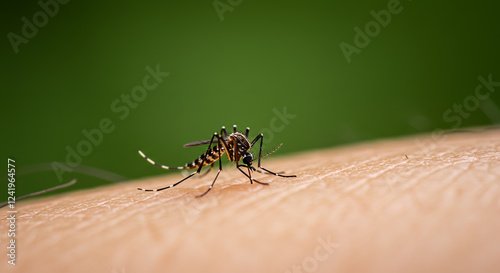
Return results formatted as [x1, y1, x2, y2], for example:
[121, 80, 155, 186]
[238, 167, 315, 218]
[1, 129, 499, 273]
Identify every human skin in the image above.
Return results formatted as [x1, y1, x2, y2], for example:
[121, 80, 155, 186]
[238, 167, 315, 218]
[1, 129, 499, 273]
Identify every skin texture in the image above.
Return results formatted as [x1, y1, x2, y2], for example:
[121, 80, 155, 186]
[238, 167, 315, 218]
[1, 129, 499, 273]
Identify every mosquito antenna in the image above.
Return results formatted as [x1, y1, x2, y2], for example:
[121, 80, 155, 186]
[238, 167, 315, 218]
[254, 143, 283, 160]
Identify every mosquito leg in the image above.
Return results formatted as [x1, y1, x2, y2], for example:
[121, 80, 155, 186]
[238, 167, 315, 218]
[221, 126, 229, 137]
[215, 131, 233, 162]
[246, 165, 269, 185]
[219, 126, 234, 161]
[196, 141, 223, 198]
[195, 132, 219, 174]
[251, 133, 297, 178]
[233, 135, 238, 163]
[197, 163, 214, 178]
[237, 165, 269, 185]
[250, 166, 284, 175]
[196, 166, 221, 198]
[245, 127, 250, 137]
[138, 133, 218, 193]
[233, 124, 237, 133]
[254, 169, 284, 175]
[138, 172, 197, 191]
[138, 150, 186, 170]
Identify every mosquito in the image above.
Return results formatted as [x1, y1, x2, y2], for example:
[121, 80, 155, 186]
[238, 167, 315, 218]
[137, 125, 296, 197]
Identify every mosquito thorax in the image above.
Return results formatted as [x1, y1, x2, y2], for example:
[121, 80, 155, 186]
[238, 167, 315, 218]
[231, 132, 251, 149]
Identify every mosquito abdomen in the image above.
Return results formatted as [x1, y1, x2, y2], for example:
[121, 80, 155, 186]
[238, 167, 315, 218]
[185, 144, 225, 169]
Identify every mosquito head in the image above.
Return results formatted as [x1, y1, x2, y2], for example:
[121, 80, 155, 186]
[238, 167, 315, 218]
[242, 152, 254, 166]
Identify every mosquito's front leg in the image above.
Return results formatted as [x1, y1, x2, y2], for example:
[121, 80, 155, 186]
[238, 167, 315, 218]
[251, 133, 297, 178]
[237, 165, 269, 185]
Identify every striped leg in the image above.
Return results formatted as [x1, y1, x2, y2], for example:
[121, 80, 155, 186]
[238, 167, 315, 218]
[196, 135, 225, 198]
[137, 133, 219, 193]
[137, 172, 197, 192]
[137, 150, 195, 191]
[138, 150, 186, 170]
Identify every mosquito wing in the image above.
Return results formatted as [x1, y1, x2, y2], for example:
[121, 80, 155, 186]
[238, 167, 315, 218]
[183, 139, 217, 147]
[183, 136, 229, 147]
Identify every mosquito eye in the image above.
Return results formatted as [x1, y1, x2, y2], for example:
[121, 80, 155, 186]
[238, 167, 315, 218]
[243, 154, 253, 165]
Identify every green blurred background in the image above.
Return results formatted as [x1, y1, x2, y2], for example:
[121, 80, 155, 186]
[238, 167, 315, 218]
[2, 0, 499, 201]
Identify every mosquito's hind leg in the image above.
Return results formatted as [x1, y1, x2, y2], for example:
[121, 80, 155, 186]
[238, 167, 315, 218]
[196, 141, 224, 198]
[138, 132, 219, 193]
[197, 163, 214, 178]
[138, 150, 186, 170]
